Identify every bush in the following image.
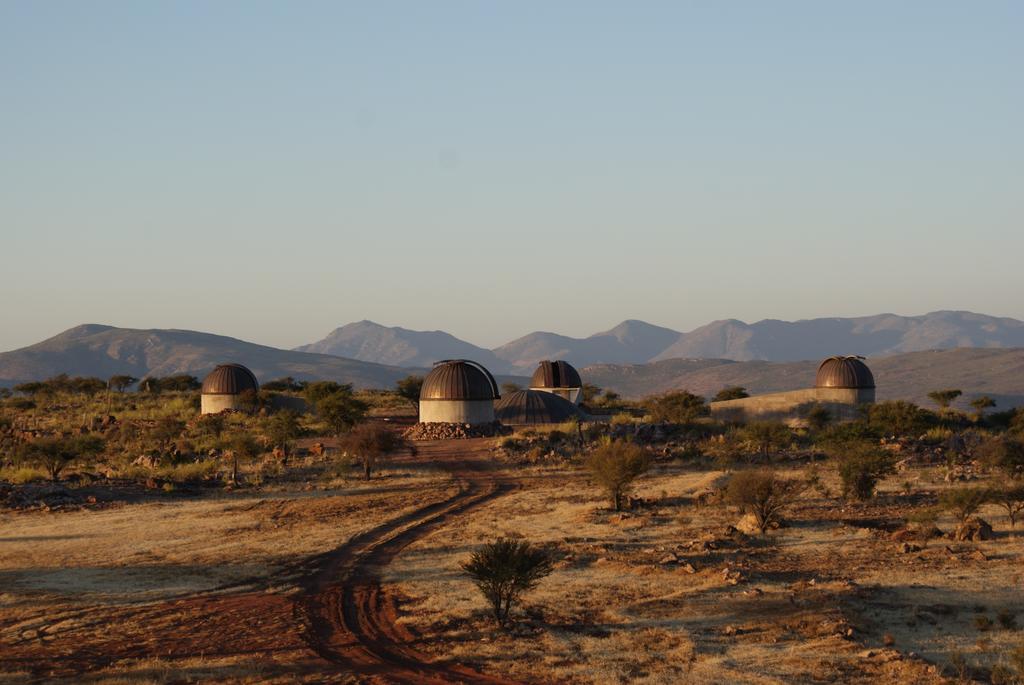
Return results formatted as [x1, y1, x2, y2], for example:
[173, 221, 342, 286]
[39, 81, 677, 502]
[723, 469, 804, 534]
[739, 422, 791, 460]
[316, 389, 369, 436]
[644, 391, 709, 423]
[835, 443, 894, 500]
[338, 423, 411, 480]
[940, 487, 990, 523]
[862, 401, 935, 437]
[461, 537, 554, 625]
[0, 466, 47, 484]
[991, 486, 1024, 528]
[977, 436, 1024, 478]
[712, 386, 749, 402]
[921, 427, 954, 445]
[18, 434, 105, 481]
[585, 439, 650, 511]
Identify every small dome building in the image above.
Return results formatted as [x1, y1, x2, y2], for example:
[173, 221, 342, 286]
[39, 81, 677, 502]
[419, 360, 500, 424]
[529, 360, 584, 404]
[710, 354, 876, 424]
[815, 355, 876, 391]
[200, 363, 260, 414]
[495, 389, 585, 425]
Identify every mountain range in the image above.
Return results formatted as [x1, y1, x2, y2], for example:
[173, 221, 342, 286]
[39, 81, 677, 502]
[297, 311, 1024, 373]
[2, 312, 1024, 408]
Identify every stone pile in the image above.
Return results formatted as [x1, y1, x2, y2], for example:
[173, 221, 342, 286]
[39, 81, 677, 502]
[403, 422, 510, 440]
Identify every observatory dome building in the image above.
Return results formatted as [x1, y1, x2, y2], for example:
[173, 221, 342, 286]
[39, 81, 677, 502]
[495, 389, 585, 425]
[529, 360, 584, 404]
[710, 355, 876, 424]
[200, 363, 259, 414]
[419, 360, 499, 424]
[815, 356, 876, 398]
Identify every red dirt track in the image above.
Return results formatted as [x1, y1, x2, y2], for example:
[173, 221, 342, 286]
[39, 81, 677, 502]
[298, 439, 523, 683]
[0, 438, 524, 684]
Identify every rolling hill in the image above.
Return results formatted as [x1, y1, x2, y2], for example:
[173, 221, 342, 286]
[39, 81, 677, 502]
[0, 324, 417, 389]
[582, 348, 1024, 409]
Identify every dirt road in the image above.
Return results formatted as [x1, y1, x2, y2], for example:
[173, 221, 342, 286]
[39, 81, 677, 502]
[0, 438, 523, 683]
[298, 439, 523, 683]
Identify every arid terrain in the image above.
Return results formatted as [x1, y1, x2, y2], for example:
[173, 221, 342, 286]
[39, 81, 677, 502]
[3, 422, 1024, 684]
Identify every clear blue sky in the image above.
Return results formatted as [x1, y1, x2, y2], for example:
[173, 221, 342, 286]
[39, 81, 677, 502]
[2, 1, 1021, 352]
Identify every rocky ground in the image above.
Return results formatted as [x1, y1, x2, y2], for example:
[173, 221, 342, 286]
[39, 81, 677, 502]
[1, 438, 1022, 683]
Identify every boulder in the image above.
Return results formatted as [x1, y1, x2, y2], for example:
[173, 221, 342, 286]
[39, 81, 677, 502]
[953, 517, 994, 542]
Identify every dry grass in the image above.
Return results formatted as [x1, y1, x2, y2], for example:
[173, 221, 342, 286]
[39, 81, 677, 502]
[5, 432, 1024, 683]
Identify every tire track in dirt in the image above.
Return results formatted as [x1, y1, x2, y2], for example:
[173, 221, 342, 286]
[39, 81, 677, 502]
[297, 439, 524, 684]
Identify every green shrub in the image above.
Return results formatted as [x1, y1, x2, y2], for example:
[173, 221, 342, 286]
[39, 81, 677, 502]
[644, 390, 709, 423]
[862, 401, 935, 437]
[461, 537, 554, 625]
[977, 436, 1024, 478]
[835, 443, 894, 500]
[922, 427, 954, 445]
[991, 486, 1024, 528]
[940, 487, 991, 523]
[712, 386, 749, 402]
[723, 469, 805, 534]
[0, 466, 47, 484]
[585, 439, 650, 511]
[739, 422, 792, 460]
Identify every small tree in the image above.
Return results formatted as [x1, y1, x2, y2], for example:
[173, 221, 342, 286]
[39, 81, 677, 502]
[222, 433, 260, 485]
[939, 486, 990, 523]
[338, 423, 411, 480]
[644, 390, 709, 423]
[723, 469, 804, 534]
[262, 377, 305, 392]
[977, 436, 1024, 478]
[305, 381, 351, 406]
[395, 375, 424, 408]
[970, 396, 996, 422]
[265, 410, 302, 466]
[461, 538, 554, 625]
[713, 386, 749, 402]
[317, 390, 369, 436]
[990, 486, 1024, 528]
[740, 422, 791, 460]
[835, 442, 894, 500]
[585, 439, 650, 511]
[928, 389, 963, 412]
[108, 375, 139, 393]
[20, 435, 105, 481]
[500, 382, 522, 395]
[580, 383, 603, 404]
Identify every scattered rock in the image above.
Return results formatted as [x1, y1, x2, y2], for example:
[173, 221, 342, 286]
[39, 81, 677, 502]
[898, 542, 922, 554]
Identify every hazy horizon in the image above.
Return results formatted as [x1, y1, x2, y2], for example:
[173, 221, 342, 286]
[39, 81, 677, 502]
[4, 2, 1022, 352]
